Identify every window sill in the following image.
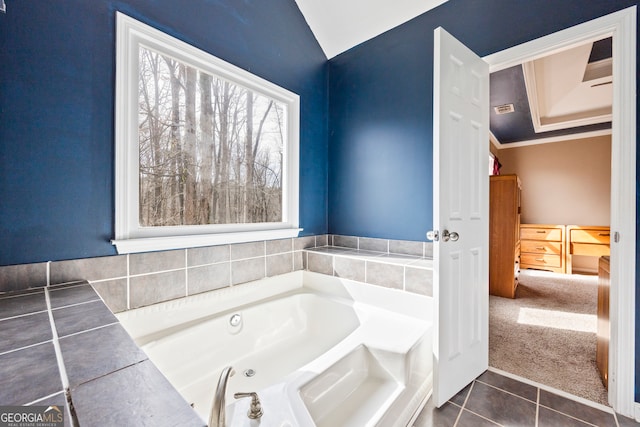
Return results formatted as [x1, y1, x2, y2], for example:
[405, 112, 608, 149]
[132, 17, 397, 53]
[111, 228, 303, 254]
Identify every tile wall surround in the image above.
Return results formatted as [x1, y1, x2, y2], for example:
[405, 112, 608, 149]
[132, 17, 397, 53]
[304, 234, 434, 297]
[0, 235, 324, 313]
[0, 234, 432, 313]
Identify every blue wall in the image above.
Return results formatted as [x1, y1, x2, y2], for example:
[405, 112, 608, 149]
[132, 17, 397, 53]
[328, 0, 639, 402]
[0, 0, 328, 265]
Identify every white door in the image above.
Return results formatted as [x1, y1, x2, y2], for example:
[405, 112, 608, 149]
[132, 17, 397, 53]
[432, 27, 490, 407]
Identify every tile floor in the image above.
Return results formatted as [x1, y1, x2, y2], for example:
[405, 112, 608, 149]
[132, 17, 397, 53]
[414, 370, 640, 427]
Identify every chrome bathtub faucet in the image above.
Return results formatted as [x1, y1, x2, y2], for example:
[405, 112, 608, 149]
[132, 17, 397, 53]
[234, 392, 264, 420]
[210, 366, 235, 427]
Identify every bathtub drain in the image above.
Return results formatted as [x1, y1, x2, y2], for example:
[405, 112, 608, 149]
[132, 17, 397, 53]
[243, 369, 256, 377]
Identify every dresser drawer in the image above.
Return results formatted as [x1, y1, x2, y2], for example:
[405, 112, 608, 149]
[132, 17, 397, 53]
[520, 227, 562, 241]
[521, 241, 562, 255]
[570, 229, 610, 244]
[521, 253, 562, 268]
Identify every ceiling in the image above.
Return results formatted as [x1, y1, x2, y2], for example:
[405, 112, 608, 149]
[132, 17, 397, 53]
[292, 2, 612, 147]
[294, 0, 448, 58]
[490, 37, 613, 147]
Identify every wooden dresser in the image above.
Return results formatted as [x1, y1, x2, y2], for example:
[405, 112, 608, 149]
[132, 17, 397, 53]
[519, 224, 565, 273]
[489, 175, 521, 298]
[566, 225, 611, 274]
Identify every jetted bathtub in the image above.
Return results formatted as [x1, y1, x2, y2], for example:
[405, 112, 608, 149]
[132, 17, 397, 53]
[117, 271, 433, 426]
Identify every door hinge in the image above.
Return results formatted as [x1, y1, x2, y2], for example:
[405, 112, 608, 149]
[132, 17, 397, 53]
[614, 231, 620, 243]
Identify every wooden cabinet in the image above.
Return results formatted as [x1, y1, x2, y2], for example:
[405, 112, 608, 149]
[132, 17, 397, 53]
[566, 225, 611, 274]
[519, 224, 565, 273]
[597, 256, 610, 389]
[489, 175, 521, 298]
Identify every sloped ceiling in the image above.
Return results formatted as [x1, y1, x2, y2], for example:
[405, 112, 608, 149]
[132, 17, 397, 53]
[294, 0, 448, 58]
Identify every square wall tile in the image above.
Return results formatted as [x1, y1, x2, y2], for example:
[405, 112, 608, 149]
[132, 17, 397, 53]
[73, 360, 205, 427]
[332, 235, 357, 249]
[231, 258, 265, 285]
[60, 324, 147, 388]
[334, 257, 365, 282]
[405, 267, 433, 296]
[0, 311, 52, 354]
[0, 263, 47, 292]
[266, 253, 293, 277]
[187, 263, 230, 295]
[266, 238, 293, 255]
[91, 279, 128, 313]
[50, 256, 127, 285]
[315, 235, 328, 246]
[424, 242, 434, 258]
[129, 270, 185, 309]
[389, 239, 424, 257]
[307, 252, 333, 276]
[0, 342, 62, 405]
[130, 250, 185, 275]
[294, 236, 316, 250]
[230, 241, 265, 260]
[366, 262, 403, 290]
[187, 245, 229, 267]
[358, 237, 388, 253]
[293, 251, 304, 271]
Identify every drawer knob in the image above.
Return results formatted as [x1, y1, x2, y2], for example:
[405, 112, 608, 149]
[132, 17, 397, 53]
[536, 230, 546, 233]
[535, 258, 545, 262]
[536, 247, 546, 250]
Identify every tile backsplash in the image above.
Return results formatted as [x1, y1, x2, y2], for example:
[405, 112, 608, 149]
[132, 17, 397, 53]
[0, 236, 321, 312]
[0, 234, 432, 313]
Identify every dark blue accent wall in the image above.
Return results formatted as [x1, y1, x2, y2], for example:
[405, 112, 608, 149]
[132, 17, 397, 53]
[328, 0, 639, 402]
[0, 0, 328, 265]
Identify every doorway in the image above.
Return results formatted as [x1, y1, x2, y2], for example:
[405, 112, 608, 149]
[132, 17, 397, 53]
[481, 7, 636, 415]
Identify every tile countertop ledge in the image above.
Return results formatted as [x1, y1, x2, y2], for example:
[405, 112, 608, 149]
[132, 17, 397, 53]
[0, 282, 205, 427]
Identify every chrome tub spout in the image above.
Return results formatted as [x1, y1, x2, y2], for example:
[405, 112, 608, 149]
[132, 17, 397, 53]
[209, 366, 235, 427]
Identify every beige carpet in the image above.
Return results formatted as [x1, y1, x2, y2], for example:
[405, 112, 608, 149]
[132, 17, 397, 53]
[489, 269, 608, 406]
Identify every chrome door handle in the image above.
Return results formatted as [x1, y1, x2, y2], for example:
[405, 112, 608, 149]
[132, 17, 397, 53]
[426, 230, 439, 242]
[442, 229, 459, 242]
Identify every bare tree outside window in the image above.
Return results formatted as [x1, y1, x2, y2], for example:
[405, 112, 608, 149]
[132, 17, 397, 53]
[137, 47, 286, 228]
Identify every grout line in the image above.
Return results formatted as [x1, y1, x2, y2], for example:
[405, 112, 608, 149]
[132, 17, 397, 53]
[0, 339, 54, 357]
[538, 404, 601, 427]
[44, 287, 70, 390]
[184, 250, 188, 296]
[126, 254, 130, 310]
[46, 261, 51, 287]
[0, 309, 49, 322]
[25, 390, 66, 406]
[57, 322, 120, 340]
[50, 298, 102, 311]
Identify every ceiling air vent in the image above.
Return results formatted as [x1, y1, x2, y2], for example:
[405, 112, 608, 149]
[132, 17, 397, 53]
[494, 104, 515, 115]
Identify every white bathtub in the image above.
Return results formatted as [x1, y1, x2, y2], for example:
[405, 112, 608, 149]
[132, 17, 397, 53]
[117, 271, 433, 427]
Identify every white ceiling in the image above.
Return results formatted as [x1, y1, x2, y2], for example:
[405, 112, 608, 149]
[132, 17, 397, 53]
[523, 41, 612, 133]
[294, 0, 449, 59]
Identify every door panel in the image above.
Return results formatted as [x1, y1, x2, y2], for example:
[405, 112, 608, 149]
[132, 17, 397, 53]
[432, 27, 490, 407]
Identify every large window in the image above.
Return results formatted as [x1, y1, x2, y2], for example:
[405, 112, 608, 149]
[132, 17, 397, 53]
[113, 13, 300, 253]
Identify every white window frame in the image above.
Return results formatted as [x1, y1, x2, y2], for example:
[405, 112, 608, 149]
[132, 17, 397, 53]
[112, 13, 301, 254]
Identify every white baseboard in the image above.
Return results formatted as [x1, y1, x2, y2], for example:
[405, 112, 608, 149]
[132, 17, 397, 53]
[634, 402, 640, 421]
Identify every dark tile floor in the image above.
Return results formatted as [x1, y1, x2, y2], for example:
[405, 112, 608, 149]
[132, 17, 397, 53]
[414, 370, 640, 427]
